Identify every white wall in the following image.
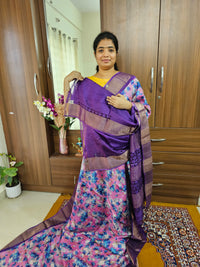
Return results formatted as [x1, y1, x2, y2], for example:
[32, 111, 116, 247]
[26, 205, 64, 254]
[81, 12, 101, 77]
[0, 113, 8, 193]
[45, 0, 82, 34]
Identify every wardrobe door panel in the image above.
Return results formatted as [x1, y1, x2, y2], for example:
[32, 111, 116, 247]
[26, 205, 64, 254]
[156, 0, 200, 128]
[50, 156, 82, 189]
[0, 0, 51, 186]
[150, 128, 200, 153]
[152, 151, 200, 204]
[100, 0, 160, 127]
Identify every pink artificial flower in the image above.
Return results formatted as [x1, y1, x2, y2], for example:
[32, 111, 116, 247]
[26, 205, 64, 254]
[42, 96, 47, 102]
[53, 111, 58, 117]
[58, 94, 64, 104]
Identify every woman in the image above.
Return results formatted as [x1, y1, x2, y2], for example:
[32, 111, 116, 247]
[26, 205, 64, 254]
[0, 32, 152, 267]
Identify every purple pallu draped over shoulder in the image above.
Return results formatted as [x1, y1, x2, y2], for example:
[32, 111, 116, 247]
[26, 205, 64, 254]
[65, 72, 153, 265]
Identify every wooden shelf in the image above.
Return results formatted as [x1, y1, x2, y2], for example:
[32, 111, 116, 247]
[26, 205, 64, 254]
[50, 153, 82, 193]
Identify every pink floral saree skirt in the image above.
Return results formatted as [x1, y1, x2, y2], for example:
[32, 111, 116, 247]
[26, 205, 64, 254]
[0, 159, 133, 266]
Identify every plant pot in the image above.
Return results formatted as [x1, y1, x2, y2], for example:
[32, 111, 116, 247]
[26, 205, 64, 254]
[5, 182, 22, 198]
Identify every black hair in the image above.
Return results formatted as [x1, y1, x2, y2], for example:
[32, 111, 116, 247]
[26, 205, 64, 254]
[93, 31, 119, 72]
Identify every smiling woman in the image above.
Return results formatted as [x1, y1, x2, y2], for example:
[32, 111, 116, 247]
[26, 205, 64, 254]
[94, 39, 118, 72]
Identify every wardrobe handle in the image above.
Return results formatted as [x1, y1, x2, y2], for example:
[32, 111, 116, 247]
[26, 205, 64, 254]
[47, 57, 52, 78]
[160, 66, 164, 92]
[152, 162, 165, 166]
[150, 67, 154, 93]
[34, 73, 39, 96]
[151, 138, 166, 142]
[74, 176, 76, 184]
[152, 183, 164, 187]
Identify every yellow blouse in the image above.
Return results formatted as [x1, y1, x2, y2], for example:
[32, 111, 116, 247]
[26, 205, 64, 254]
[88, 76, 109, 87]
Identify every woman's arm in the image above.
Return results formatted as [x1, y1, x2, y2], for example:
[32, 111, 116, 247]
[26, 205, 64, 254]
[64, 71, 84, 103]
[133, 79, 151, 118]
[106, 77, 151, 117]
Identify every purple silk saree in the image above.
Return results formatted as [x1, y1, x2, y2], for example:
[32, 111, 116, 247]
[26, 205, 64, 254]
[0, 72, 152, 266]
[65, 72, 153, 264]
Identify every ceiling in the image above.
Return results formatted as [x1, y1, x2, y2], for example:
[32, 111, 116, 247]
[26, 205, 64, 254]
[71, 0, 100, 13]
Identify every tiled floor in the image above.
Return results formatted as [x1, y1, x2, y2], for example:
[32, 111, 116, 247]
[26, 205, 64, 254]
[0, 190, 60, 249]
[0, 190, 199, 251]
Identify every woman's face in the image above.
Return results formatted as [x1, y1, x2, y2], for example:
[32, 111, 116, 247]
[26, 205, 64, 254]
[94, 38, 117, 71]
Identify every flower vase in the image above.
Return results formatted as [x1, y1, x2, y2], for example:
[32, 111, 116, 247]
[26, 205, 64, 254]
[59, 128, 68, 155]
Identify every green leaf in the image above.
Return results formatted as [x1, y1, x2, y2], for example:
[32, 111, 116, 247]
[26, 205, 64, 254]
[0, 176, 5, 185]
[7, 176, 13, 186]
[0, 167, 7, 178]
[64, 117, 76, 130]
[50, 124, 62, 131]
[15, 161, 23, 167]
[0, 166, 6, 175]
[10, 155, 16, 161]
[42, 115, 54, 122]
[13, 176, 19, 186]
[4, 167, 17, 177]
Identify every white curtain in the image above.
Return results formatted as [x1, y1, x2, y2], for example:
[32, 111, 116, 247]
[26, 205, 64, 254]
[47, 25, 78, 102]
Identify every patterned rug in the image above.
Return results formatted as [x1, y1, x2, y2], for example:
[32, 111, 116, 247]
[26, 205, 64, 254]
[141, 204, 200, 267]
[45, 196, 200, 267]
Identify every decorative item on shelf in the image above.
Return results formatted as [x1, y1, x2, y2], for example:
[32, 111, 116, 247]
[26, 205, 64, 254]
[72, 137, 83, 157]
[34, 94, 75, 154]
[0, 153, 23, 198]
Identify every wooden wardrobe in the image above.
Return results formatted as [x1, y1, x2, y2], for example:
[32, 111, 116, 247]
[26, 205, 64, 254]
[101, 0, 200, 204]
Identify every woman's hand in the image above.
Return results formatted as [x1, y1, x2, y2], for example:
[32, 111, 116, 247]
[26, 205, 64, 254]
[106, 94, 132, 110]
[64, 71, 84, 84]
[64, 71, 84, 103]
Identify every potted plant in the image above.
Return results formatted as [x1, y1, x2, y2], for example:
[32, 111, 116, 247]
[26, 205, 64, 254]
[0, 153, 23, 198]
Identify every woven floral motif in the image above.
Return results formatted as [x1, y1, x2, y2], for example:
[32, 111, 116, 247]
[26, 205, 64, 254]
[143, 206, 200, 267]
